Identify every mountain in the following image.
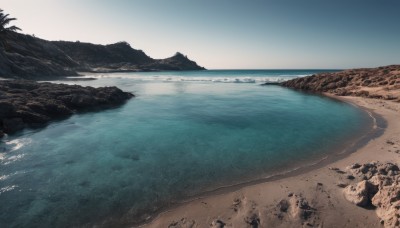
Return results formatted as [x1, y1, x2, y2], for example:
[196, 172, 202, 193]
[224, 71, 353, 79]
[0, 32, 205, 79]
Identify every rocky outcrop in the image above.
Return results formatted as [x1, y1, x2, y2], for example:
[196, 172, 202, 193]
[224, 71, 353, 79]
[343, 180, 378, 207]
[145, 52, 206, 71]
[0, 80, 133, 136]
[0, 32, 205, 79]
[281, 65, 400, 102]
[343, 162, 400, 227]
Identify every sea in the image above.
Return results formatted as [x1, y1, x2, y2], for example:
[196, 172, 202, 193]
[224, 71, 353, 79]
[0, 70, 372, 227]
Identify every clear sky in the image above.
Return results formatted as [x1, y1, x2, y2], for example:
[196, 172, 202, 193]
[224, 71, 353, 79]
[2, 0, 400, 69]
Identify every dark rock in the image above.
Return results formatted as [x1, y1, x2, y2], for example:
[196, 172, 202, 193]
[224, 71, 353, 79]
[0, 80, 133, 135]
[277, 199, 290, 212]
[0, 101, 15, 118]
[346, 175, 355, 180]
[2, 118, 24, 133]
[350, 163, 362, 169]
[245, 214, 260, 228]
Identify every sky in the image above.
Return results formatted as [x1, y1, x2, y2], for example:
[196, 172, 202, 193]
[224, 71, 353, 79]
[2, 0, 400, 69]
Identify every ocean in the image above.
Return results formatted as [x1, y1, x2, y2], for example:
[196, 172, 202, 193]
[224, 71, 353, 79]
[0, 70, 372, 227]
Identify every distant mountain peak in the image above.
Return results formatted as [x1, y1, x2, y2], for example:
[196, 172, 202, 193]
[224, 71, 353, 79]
[171, 52, 189, 60]
[106, 41, 131, 48]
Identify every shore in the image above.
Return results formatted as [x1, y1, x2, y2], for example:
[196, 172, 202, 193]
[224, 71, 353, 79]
[143, 96, 400, 228]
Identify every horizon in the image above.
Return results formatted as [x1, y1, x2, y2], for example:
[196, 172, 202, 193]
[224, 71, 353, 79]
[2, 0, 400, 69]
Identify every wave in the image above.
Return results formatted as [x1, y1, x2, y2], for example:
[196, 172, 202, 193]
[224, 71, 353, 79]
[4, 138, 32, 152]
[0, 185, 18, 195]
[69, 74, 308, 84]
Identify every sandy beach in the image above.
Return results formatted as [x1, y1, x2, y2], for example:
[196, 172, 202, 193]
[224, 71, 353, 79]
[143, 96, 400, 228]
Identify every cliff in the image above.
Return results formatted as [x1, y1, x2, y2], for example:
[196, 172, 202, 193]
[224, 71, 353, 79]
[281, 65, 400, 102]
[0, 32, 205, 79]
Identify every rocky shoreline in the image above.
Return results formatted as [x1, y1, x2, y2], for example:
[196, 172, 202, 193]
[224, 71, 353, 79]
[281, 65, 400, 102]
[0, 80, 133, 137]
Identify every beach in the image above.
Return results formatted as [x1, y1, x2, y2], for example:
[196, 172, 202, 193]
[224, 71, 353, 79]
[1, 2, 400, 227]
[144, 96, 400, 228]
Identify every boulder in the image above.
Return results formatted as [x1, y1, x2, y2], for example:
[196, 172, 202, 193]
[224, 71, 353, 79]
[342, 162, 400, 227]
[372, 183, 400, 228]
[343, 180, 378, 207]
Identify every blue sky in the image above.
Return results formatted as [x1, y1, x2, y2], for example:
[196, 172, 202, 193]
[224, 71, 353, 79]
[2, 0, 400, 69]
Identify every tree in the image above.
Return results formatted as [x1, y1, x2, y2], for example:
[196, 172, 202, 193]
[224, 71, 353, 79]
[0, 8, 21, 35]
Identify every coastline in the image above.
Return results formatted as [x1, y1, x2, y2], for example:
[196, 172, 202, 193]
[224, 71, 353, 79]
[142, 95, 400, 228]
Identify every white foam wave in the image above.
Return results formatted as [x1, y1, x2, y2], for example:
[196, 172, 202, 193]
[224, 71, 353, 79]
[69, 74, 307, 83]
[4, 138, 32, 152]
[4, 154, 25, 165]
[0, 175, 8, 181]
[0, 185, 18, 194]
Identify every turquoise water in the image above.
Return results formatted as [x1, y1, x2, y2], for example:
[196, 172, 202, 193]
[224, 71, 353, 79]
[0, 70, 370, 227]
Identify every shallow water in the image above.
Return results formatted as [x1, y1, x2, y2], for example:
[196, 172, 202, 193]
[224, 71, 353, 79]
[0, 70, 370, 227]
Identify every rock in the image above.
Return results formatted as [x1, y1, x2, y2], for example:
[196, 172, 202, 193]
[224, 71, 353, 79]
[343, 180, 378, 207]
[369, 175, 393, 187]
[349, 163, 361, 169]
[372, 183, 400, 228]
[0, 80, 133, 134]
[2, 118, 24, 133]
[288, 195, 315, 220]
[277, 199, 290, 212]
[281, 65, 400, 101]
[245, 214, 260, 228]
[386, 140, 395, 145]
[210, 220, 226, 228]
[346, 175, 355, 180]
[0, 101, 15, 118]
[342, 162, 400, 227]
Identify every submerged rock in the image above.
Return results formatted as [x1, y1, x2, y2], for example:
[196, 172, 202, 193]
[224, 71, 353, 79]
[0, 80, 133, 136]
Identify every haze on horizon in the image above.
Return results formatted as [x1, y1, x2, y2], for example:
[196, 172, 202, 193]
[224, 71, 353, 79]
[2, 0, 400, 69]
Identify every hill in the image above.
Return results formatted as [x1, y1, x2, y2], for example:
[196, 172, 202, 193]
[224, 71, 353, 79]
[0, 32, 205, 79]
